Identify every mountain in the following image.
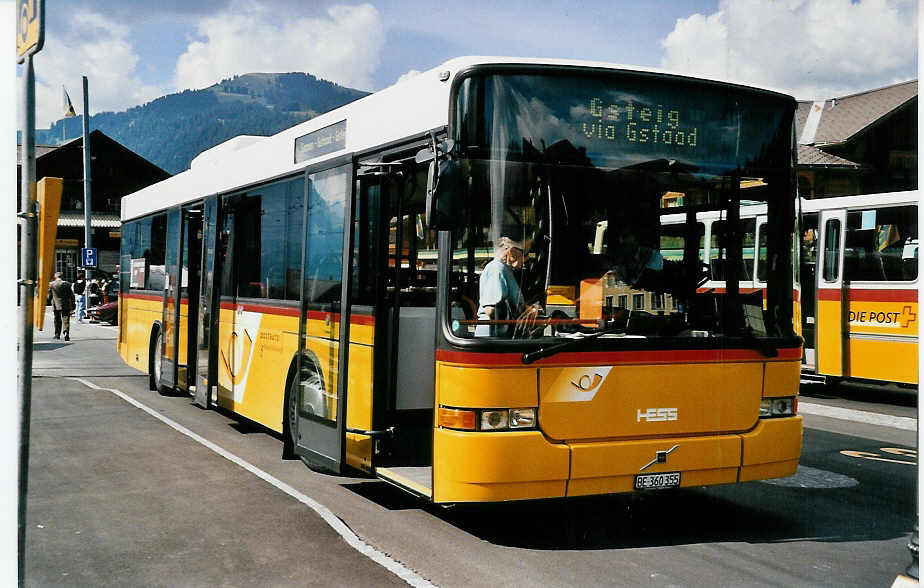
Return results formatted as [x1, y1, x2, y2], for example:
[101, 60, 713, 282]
[38, 73, 369, 174]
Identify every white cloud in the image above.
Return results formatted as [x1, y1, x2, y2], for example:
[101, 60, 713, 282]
[174, 2, 385, 92]
[660, 0, 917, 99]
[31, 9, 166, 128]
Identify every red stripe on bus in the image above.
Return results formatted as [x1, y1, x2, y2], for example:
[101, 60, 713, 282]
[121, 292, 163, 302]
[847, 289, 918, 303]
[436, 346, 802, 366]
[693, 287, 800, 301]
[122, 293, 192, 305]
[217, 301, 376, 325]
[220, 301, 300, 317]
[696, 288, 764, 295]
[818, 288, 918, 302]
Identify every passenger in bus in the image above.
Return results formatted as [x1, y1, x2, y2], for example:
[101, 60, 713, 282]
[475, 237, 527, 337]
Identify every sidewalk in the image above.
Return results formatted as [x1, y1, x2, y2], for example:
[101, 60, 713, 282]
[32, 308, 137, 378]
[26, 308, 410, 587]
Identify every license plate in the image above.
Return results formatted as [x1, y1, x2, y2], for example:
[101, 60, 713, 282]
[634, 471, 681, 490]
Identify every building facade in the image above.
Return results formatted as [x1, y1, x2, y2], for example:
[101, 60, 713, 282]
[17, 130, 171, 281]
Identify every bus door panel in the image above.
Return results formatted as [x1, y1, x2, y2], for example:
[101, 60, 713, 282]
[800, 212, 819, 367]
[176, 205, 203, 391]
[341, 174, 383, 472]
[294, 160, 354, 474]
[194, 197, 220, 408]
[815, 209, 847, 376]
[215, 200, 238, 405]
[158, 207, 182, 390]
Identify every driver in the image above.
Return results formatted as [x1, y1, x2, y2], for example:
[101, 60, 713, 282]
[475, 236, 527, 337]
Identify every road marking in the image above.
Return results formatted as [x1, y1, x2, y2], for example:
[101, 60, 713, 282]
[840, 449, 917, 466]
[70, 378, 436, 588]
[798, 401, 917, 431]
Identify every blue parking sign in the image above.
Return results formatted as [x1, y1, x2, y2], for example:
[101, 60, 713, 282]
[81, 247, 98, 268]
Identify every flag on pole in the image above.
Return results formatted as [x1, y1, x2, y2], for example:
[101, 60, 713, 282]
[63, 86, 77, 118]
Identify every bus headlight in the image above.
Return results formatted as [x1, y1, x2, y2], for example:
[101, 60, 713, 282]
[759, 397, 797, 418]
[479, 408, 538, 430]
[509, 408, 536, 429]
[440, 406, 538, 431]
[480, 410, 508, 431]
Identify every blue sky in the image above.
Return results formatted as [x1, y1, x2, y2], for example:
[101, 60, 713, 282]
[10, 0, 920, 127]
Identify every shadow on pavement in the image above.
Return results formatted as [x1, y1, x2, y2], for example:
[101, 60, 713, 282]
[343, 458, 913, 550]
[343, 481, 428, 511]
[435, 481, 913, 550]
[33, 342, 70, 351]
[801, 380, 917, 408]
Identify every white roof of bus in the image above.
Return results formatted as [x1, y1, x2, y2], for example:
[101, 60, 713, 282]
[800, 190, 919, 213]
[122, 56, 794, 221]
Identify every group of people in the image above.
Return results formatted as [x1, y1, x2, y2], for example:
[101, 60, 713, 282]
[46, 271, 113, 340]
[72, 274, 111, 322]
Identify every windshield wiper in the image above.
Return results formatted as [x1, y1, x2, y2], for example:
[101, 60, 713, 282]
[521, 326, 623, 365]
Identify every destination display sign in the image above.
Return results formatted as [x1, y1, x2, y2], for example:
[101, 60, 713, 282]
[464, 74, 791, 174]
[580, 98, 698, 151]
[295, 120, 346, 163]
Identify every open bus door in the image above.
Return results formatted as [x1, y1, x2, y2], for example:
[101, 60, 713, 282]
[359, 157, 437, 500]
[156, 207, 181, 391]
[157, 205, 203, 393]
[292, 160, 354, 473]
[194, 197, 219, 408]
[815, 209, 847, 377]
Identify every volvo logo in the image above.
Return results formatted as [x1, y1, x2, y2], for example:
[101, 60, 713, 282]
[640, 445, 679, 471]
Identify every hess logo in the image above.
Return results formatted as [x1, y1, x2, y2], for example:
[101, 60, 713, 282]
[637, 408, 679, 422]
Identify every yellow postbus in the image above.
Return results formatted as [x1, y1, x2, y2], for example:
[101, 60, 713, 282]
[118, 57, 803, 503]
[800, 191, 918, 386]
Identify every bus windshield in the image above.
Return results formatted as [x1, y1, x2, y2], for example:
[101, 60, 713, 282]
[448, 71, 796, 343]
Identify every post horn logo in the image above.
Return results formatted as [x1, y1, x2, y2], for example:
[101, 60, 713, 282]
[571, 372, 604, 392]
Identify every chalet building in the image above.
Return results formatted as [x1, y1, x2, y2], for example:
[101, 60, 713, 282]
[795, 80, 917, 199]
[17, 130, 170, 281]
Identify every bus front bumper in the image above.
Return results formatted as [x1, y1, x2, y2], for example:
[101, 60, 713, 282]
[432, 416, 802, 503]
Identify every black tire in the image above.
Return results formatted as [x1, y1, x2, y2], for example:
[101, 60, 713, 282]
[150, 327, 173, 396]
[148, 327, 160, 391]
[282, 361, 298, 460]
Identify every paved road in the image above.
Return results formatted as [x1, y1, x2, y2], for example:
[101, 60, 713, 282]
[24, 312, 918, 587]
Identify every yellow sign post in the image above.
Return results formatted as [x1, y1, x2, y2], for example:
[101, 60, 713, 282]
[18, 2, 44, 585]
[16, 0, 44, 61]
[34, 178, 63, 331]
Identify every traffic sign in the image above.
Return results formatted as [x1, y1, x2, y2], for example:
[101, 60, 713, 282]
[16, 0, 44, 61]
[81, 247, 98, 268]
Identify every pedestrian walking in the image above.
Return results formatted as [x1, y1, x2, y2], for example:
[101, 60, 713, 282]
[73, 272, 87, 322]
[48, 272, 76, 341]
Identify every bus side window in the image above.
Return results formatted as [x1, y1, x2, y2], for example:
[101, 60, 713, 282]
[822, 219, 840, 282]
[843, 205, 918, 282]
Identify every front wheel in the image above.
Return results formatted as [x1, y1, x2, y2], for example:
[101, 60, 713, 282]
[282, 369, 299, 460]
[148, 328, 161, 391]
[151, 329, 172, 396]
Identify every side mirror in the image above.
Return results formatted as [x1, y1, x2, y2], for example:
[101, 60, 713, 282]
[426, 158, 461, 231]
